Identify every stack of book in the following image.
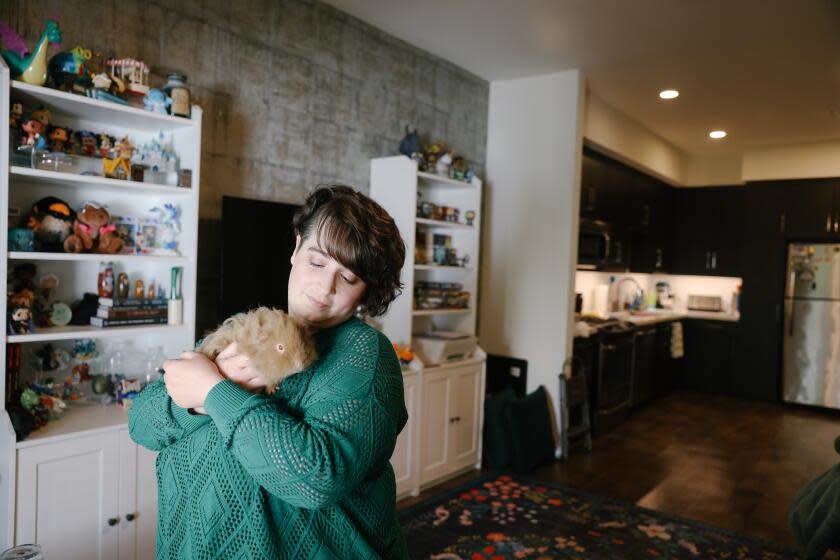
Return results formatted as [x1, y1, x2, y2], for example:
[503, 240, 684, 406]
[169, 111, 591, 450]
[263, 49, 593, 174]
[90, 297, 169, 328]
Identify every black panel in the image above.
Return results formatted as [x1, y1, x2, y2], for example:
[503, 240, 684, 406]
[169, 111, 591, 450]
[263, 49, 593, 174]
[220, 196, 301, 319]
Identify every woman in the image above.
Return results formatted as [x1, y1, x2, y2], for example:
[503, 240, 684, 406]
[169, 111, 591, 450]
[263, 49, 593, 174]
[129, 185, 409, 559]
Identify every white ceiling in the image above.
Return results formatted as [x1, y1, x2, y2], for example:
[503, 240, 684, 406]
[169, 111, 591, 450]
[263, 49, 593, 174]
[326, 0, 840, 158]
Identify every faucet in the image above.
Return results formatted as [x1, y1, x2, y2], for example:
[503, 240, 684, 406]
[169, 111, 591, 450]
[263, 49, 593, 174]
[613, 277, 644, 311]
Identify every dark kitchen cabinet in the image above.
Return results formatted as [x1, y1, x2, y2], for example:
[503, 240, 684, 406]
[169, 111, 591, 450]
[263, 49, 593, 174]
[630, 180, 674, 273]
[680, 319, 739, 395]
[782, 178, 840, 241]
[734, 181, 788, 401]
[632, 325, 657, 407]
[673, 187, 744, 277]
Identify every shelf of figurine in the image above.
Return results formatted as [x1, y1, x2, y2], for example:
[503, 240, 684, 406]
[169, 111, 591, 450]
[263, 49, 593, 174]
[8, 101, 189, 187]
[413, 281, 471, 311]
[398, 127, 479, 184]
[8, 196, 183, 258]
[5, 337, 166, 441]
[415, 195, 477, 227]
[1, 18, 192, 119]
[413, 232, 472, 268]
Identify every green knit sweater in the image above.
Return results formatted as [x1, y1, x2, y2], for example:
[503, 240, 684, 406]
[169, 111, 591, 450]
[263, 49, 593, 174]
[128, 318, 409, 559]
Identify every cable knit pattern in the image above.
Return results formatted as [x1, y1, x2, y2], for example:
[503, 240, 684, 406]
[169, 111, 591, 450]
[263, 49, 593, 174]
[128, 318, 409, 559]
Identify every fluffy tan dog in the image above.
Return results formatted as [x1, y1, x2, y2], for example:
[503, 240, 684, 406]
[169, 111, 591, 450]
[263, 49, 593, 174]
[197, 307, 317, 394]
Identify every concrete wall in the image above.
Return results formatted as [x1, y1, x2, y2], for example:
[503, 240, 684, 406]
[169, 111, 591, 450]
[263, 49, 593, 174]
[480, 70, 584, 439]
[0, 0, 489, 333]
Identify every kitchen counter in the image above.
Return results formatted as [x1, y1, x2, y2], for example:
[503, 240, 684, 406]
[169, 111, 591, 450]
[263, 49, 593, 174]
[574, 309, 739, 337]
[611, 309, 740, 325]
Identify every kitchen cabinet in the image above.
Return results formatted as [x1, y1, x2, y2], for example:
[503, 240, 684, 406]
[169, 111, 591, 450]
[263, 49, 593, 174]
[16, 429, 157, 560]
[673, 187, 744, 277]
[419, 361, 484, 487]
[780, 178, 840, 240]
[630, 180, 674, 273]
[391, 371, 419, 498]
[680, 319, 738, 395]
[734, 181, 788, 401]
[631, 326, 657, 407]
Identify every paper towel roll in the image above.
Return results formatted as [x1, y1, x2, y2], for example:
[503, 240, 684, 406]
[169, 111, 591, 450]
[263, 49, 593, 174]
[594, 285, 609, 317]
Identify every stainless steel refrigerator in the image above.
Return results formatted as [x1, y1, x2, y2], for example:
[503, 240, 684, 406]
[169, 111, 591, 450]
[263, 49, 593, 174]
[783, 243, 840, 408]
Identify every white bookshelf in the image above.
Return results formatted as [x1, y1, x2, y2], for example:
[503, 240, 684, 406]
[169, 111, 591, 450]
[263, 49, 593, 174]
[0, 60, 202, 549]
[370, 156, 486, 497]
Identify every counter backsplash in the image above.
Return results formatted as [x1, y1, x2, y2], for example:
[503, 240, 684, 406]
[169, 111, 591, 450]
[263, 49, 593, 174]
[575, 271, 742, 314]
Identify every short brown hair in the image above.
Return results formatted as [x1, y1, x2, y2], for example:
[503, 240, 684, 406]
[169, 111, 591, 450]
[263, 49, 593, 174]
[292, 185, 405, 317]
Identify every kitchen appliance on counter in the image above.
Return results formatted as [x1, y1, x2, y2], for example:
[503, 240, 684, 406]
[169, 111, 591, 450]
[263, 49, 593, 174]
[783, 243, 840, 409]
[655, 281, 674, 309]
[687, 295, 723, 312]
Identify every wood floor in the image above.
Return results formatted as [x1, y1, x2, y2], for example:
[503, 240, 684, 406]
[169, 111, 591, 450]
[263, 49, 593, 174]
[398, 391, 840, 548]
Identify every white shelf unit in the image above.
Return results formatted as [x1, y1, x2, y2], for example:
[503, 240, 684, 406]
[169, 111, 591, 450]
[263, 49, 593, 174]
[0, 60, 201, 551]
[370, 156, 486, 497]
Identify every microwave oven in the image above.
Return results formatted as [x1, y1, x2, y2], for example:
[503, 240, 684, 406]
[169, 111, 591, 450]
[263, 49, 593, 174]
[578, 218, 611, 270]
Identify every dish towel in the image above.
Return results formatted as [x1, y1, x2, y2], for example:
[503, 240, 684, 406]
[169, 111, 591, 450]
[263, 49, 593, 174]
[670, 321, 684, 359]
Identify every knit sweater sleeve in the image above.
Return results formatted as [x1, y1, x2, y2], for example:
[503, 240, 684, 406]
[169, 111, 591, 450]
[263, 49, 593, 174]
[203, 325, 407, 509]
[128, 378, 212, 451]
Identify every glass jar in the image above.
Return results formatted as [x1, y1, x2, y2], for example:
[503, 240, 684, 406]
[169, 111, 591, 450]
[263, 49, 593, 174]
[164, 72, 191, 118]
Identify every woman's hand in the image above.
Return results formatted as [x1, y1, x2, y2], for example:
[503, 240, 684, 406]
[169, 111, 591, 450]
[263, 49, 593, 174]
[215, 343, 267, 391]
[163, 352, 224, 410]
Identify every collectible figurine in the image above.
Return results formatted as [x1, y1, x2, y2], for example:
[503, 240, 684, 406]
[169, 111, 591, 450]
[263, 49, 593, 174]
[25, 196, 76, 252]
[451, 156, 469, 181]
[48, 126, 68, 152]
[149, 203, 181, 254]
[435, 152, 453, 176]
[0, 19, 62, 85]
[465, 210, 476, 226]
[106, 58, 150, 96]
[116, 272, 130, 299]
[48, 45, 92, 91]
[399, 127, 422, 159]
[30, 107, 51, 127]
[9, 101, 22, 128]
[77, 130, 97, 157]
[8, 305, 34, 334]
[423, 143, 443, 173]
[63, 201, 124, 254]
[98, 133, 114, 158]
[97, 262, 114, 298]
[8, 228, 34, 251]
[21, 117, 46, 150]
[143, 89, 172, 115]
[196, 307, 317, 395]
[103, 136, 132, 179]
[134, 279, 145, 299]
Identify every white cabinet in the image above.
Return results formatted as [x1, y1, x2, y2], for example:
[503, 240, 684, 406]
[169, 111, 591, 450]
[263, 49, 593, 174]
[0, 58, 199, 549]
[370, 156, 487, 496]
[15, 429, 157, 560]
[420, 360, 485, 487]
[390, 370, 419, 497]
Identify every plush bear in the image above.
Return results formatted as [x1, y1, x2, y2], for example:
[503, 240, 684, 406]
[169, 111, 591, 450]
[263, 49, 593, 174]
[25, 196, 76, 252]
[63, 201, 124, 254]
[196, 307, 317, 395]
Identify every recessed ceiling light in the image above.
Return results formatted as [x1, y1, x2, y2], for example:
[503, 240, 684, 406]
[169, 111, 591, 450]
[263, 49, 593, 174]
[709, 130, 727, 139]
[659, 89, 679, 100]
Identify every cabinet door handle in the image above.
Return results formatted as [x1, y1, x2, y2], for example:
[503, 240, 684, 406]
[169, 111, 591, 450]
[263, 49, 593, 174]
[834, 214, 839, 233]
[655, 247, 662, 268]
[125, 513, 136, 522]
[711, 251, 717, 270]
[705, 251, 710, 270]
[828, 212, 833, 233]
[107, 517, 120, 527]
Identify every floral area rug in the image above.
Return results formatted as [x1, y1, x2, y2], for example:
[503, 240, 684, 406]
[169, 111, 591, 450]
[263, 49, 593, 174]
[399, 473, 799, 559]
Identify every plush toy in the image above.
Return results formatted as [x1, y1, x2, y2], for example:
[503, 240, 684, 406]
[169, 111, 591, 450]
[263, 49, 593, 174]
[25, 196, 75, 252]
[196, 307, 317, 395]
[63, 201, 124, 254]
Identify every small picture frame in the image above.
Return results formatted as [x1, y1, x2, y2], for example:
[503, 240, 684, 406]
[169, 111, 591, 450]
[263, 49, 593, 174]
[112, 215, 139, 255]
